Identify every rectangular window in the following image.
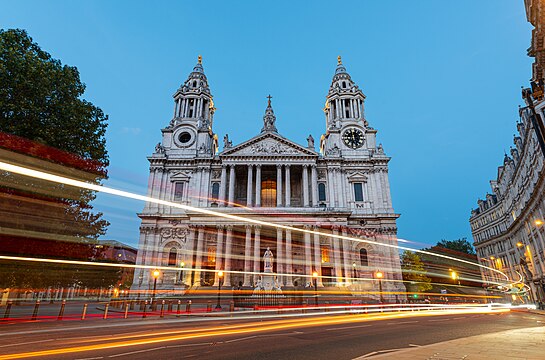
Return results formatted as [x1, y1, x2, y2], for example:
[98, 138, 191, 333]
[354, 183, 364, 202]
[174, 182, 184, 201]
[318, 183, 326, 202]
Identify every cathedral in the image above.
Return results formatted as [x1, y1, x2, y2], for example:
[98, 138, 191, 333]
[131, 56, 405, 300]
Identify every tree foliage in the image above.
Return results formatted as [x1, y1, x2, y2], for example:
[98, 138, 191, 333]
[0, 29, 113, 292]
[401, 251, 433, 293]
[434, 238, 475, 255]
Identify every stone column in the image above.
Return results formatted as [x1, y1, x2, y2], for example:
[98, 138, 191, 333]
[243, 225, 253, 286]
[327, 169, 336, 207]
[223, 226, 233, 287]
[313, 230, 324, 287]
[193, 226, 205, 287]
[276, 228, 284, 284]
[219, 165, 227, 206]
[311, 165, 318, 206]
[213, 226, 224, 286]
[228, 165, 235, 206]
[285, 165, 291, 207]
[342, 228, 351, 285]
[246, 165, 253, 206]
[331, 227, 342, 284]
[303, 226, 312, 280]
[255, 165, 262, 207]
[336, 168, 345, 208]
[253, 226, 261, 281]
[184, 227, 196, 287]
[285, 229, 293, 287]
[144, 169, 156, 212]
[302, 165, 309, 207]
[276, 165, 283, 207]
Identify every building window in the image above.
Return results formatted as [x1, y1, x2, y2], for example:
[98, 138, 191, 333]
[318, 183, 327, 202]
[354, 183, 364, 202]
[261, 180, 277, 207]
[321, 247, 330, 263]
[168, 247, 177, 266]
[211, 182, 220, 200]
[360, 248, 368, 267]
[207, 246, 216, 264]
[174, 182, 184, 201]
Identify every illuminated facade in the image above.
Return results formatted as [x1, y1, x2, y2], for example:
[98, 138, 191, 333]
[131, 57, 405, 300]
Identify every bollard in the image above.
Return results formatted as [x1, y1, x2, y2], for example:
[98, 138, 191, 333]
[325, 301, 329, 312]
[206, 300, 212, 313]
[229, 300, 234, 313]
[81, 303, 88, 320]
[168, 301, 173, 312]
[142, 300, 148, 318]
[57, 300, 66, 320]
[278, 300, 283, 314]
[186, 300, 192, 314]
[124, 302, 129, 319]
[3, 300, 12, 319]
[103, 303, 109, 319]
[139, 300, 144, 311]
[253, 304, 258, 315]
[302, 300, 307, 314]
[160, 300, 165, 318]
[130, 300, 135, 310]
[176, 300, 181, 316]
[31, 300, 40, 321]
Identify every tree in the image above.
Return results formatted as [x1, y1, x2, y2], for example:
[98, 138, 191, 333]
[401, 251, 433, 293]
[434, 238, 475, 255]
[0, 29, 110, 293]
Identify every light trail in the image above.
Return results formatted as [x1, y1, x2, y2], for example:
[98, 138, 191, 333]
[0, 306, 510, 359]
[0, 160, 511, 285]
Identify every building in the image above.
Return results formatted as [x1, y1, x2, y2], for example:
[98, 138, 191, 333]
[131, 56, 405, 301]
[469, 2, 545, 304]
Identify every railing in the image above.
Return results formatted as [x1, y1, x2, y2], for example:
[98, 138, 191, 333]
[233, 290, 304, 308]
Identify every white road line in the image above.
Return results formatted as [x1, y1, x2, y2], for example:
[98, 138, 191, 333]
[326, 324, 373, 331]
[0, 339, 55, 348]
[386, 320, 418, 325]
[108, 347, 166, 358]
[224, 336, 258, 343]
[165, 342, 215, 349]
[428, 318, 450, 322]
[75, 357, 104, 360]
[452, 317, 466, 320]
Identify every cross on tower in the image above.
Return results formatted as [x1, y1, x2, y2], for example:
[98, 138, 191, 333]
[267, 94, 272, 106]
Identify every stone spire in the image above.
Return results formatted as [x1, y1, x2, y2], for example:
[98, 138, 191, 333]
[261, 95, 277, 133]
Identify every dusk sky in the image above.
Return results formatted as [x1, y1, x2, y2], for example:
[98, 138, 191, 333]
[1, 0, 532, 249]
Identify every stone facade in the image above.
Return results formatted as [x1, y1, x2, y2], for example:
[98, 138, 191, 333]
[131, 57, 405, 301]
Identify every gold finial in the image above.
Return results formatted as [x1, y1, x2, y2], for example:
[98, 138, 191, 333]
[267, 94, 272, 106]
[198, 55, 202, 64]
[337, 55, 342, 65]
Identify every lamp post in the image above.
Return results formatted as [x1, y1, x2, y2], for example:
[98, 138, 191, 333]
[352, 262, 357, 280]
[216, 271, 223, 310]
[152, 269, 160, 305]
[312, 271, 318, 306]
[375, 271, 384, 303]
[450, 269, 460, 286]
[180, 261, 185, 283]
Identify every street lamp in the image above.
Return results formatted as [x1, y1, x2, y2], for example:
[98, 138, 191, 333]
[152, 269, 160, 304]
[535, 219, 543, 227]
[352, 262, 357, 279]
[216, 271, 224, 310]
[180, 261, 185, 283]
[312, 271, 318, 306]
[450, 269, 460, 286]
[375, 271, 384, 303]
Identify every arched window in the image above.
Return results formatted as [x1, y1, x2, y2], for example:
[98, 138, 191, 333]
[168, 247, 177, 266]
[192, 80, 197, 87]
[211, 182, 220, 200]
[318, 183, 326, 202]
[360, 248, 368, 267]
[342, 81, 346, 88]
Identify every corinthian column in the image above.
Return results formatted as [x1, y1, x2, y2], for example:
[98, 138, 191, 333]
[193, 226, 205, 287]
[313, 230, 323, 287]
[246, 165, 253, 207]
[303, 226, 312, 280]
[223, 226, 233, 287]
[255, 165, 262, 207]
[213, 226, 224, 286]
[285, 229, 293, 287]
[342, 228, 352, 286]
[243, 225, 253, 286]
[228, 165, 235, 206]
[253, 226, 261, 280]
[219, 165, 227, 206]
[276, 228, 284, 284]
[311, 165, 318, 207]
[276, 165, 282, 207]
[302, 165, 309, 207]
[331, 227, 342, 284]
[285, 165, 291, 207]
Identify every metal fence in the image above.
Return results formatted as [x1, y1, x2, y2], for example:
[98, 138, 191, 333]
[233, 291, 305, 308]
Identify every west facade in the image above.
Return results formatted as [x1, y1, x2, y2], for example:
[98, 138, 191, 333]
[131, 57, 405, 301]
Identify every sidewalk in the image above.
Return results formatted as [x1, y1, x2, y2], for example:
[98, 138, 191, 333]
[356, 326, 545, 359]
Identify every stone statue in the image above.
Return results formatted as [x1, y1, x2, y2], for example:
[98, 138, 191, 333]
[307, 134, 315, 148]
[273, 277, 282, 291]
[263, 247, 274, 273]
[155, 142, 165, 154]
[223, 134, 232, 148]
[377, 143, 384, 154]
[255, 277, 263, 291]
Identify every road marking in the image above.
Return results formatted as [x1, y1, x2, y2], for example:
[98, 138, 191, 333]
[108, 347, 166, 358]
[452, 317, 466, 320]
[409, 344, 421, 347]
[0, 339, 55, 348]
[326, 324, 372, 331]
[75, 357, 103, 360]
[428, 318, 450, 322]
[386, 320, 418, 325]
[224, 336, 258, 343]
[355, 347, 410, 359]
[165, 342, 215, 349]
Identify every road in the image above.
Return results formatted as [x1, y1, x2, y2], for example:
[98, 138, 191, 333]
[0, 309, 541, 359]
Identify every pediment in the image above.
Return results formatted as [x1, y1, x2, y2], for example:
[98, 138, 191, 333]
[346, 171, 368, 182]
[170, 170, 192, 181]
[220, 133, 317, 157]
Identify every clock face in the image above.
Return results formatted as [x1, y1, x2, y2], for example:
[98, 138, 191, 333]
[342, 128, 364, 149]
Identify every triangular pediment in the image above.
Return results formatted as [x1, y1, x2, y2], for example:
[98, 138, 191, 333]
[220, 132, 317, 157]
[171, 170, 193, 181]
[346, 171, 368, 182]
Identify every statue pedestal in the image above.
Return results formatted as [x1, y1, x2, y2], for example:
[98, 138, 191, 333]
[261, 274, 275, 291]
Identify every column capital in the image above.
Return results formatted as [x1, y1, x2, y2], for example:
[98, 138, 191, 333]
[276, 228, 283, 235]
[245, 224, 253, 231]
[216, 224, 225, 230]
[254, 225, 261, 233]
[276, 164, 282, 169]
[225, 225, 234, 231]
[255, 164, 261, 168]
[302, 164, 309, 169]
[285, 164, 291, 169]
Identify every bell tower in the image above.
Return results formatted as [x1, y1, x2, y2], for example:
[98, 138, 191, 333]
[161, 56, 218, 158]
[321, 56, 376, 157]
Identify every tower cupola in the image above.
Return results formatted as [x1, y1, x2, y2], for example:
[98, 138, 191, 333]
[261, 95, 278, 133]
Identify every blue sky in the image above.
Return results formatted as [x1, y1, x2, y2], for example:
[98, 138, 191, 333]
[1, 1, 532, 248]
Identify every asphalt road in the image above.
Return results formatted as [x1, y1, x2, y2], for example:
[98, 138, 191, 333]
[0, 310, 541, 359]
